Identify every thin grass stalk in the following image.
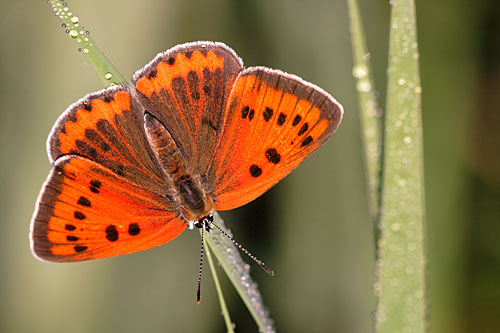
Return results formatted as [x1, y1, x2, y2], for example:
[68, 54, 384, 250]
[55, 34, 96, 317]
[347, 0, 384, 225]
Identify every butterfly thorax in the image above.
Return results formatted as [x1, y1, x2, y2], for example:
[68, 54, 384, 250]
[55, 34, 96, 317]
[144, 113, 212, 221]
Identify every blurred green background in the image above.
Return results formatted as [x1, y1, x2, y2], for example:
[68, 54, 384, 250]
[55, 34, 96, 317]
[1, 0, 499, 332]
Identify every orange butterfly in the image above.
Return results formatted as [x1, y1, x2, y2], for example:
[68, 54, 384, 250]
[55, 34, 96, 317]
[30, 41, 343, 264]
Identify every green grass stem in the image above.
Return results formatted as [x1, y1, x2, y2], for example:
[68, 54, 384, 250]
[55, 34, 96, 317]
[47, 0, 126, 85]
[203, 230, 234, 333]
[205, 212, 275, 333]
[347, 0, 383, 224]
[375, 0, 427, 331]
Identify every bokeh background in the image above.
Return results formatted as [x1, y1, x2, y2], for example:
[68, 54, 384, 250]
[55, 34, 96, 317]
[1, 0, 499, 332]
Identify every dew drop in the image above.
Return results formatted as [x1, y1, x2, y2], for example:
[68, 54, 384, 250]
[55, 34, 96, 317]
[104, 73, 113, 80]
[83, 48, 89, 54]
[357, 79, 372, 92]
[70, 16, 79, 23]
[69, 30, 78, 38]
[352, 64, 368, 79]
[398, 78, 406, 85]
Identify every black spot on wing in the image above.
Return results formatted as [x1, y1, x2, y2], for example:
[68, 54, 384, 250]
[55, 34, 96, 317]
[74, 211, 86, 220]
[128, 223, 141, 236]
[263, 107, 273, 122]
[249, 164, 262, 177]
[277, 113, 286, 126]
[77, 196, 91, 207]
[241, 106, 249, 119]
[292, 115, 302, 126]
[90, 179, 101, 193]
[298, 123, 309, 136]
[90, 179, 101, 188]
[74, 245, 88, 252]
[106, 225, 119, 242]
[301, 136, 314, 147]
[265, 148, 281, 164]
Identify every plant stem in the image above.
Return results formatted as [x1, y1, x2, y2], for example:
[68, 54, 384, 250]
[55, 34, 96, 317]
[205, 212, 275, 333]
[375, 0, 426, 331]
[47, 0, 126, 85]
[347, 0, 383, 225]
[204, 230, 234, 333]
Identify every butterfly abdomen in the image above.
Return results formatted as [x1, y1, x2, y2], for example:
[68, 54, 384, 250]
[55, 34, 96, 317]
[144, 112, 212, 220]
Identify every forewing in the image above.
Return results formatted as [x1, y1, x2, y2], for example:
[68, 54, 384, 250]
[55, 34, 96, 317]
[132, 41, 244, 175]
[48, 85, 166, 194]
[31, 155, 186, 262]
[209, 67, 343, 210]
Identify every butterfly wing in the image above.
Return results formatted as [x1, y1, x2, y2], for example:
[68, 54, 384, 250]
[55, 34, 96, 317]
[48, 85, 166, 195]
[132, 41, 244, 176]
[31, 155, 186, 262]
[208, 67, 343, 210]
[32, 85, 186, 262]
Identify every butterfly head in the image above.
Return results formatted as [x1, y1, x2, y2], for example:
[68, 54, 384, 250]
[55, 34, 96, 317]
[188, 213, 214, 232]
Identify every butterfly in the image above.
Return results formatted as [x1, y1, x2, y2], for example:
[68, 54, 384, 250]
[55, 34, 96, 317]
[30, 41, 343, 264]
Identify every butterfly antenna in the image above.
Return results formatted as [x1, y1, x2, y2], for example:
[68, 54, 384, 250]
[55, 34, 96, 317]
[210, 221, 275, 276]
[196, 227, 205, 304]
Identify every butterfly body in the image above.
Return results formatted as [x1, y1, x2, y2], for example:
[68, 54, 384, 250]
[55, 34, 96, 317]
[31, 41, 343, 263]
[144, 112, 213, 221]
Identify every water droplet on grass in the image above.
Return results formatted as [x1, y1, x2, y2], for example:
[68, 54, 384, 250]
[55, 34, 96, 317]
[352, 64, 368, 78]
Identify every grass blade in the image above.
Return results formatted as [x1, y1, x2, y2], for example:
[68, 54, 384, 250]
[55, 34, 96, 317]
[375, 0, 426, 331]
[203, 231, 235, 333]
[347, 0, 383, 224]
[205, 212, 275, 333]
[47, 0, 126, 85]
